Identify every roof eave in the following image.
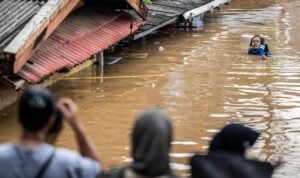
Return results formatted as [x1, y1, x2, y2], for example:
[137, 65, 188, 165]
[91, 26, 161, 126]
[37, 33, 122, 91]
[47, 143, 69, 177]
[3, 0, 80, 74]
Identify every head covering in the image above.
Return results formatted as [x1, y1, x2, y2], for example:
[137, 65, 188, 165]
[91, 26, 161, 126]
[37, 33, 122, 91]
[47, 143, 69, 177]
[209, 124, 260, 155]
[191, 124, 274, 178]
[131, 109, 172, 177]
[191, 153, 275, 178]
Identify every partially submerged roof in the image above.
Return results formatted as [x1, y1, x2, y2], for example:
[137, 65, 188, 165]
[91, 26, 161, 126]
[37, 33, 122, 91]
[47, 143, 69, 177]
[17, 8, 144, 83]
[183, 0, 230, 19]
[3, 0, 80, 74]
[148, 0, 223, 18]
[0, 0, 47, 53]
[84, 0, 148, 20]
[134, 0, 214, 40]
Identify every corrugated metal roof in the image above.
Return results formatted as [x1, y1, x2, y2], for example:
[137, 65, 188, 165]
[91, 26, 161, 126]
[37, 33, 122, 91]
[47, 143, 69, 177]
[153, 0, 211, 10]
[145, 0, 213, 30]
[0, 0, 47, 52]
[85, 0, 148, 20]
[17, 8, 144, 83]
[3, 0, 80, 74]
[133, 0, 213, 40]
[183, 0, 230, 19]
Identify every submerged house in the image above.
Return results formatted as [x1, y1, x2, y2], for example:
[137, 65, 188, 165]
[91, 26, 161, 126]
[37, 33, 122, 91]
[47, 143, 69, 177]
[0, 0, 46, 57]
[0, 0, 231, 110]
[182, 0, 231, 20]
[133, 0, 231, 40]
[0, 0, 147, 85]
[0, 0, 81, 78]
[0, 0, 232, 90]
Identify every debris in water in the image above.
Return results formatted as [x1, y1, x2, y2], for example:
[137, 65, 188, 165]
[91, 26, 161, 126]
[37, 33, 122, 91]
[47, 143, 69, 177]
[152, 83, 156, 88]
[159, 46, 164, 51]
[104, 56, 123, 65]
[126, 53, 149, 59]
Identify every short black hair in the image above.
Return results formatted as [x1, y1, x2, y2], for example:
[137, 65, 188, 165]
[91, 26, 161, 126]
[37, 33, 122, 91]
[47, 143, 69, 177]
[48, 109, 63, 134]
[18, 88, 55, 132]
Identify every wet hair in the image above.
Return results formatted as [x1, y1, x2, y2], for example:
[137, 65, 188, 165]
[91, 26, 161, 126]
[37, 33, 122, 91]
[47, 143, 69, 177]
[249, 35, 265, 46]
[18, 88, 55, 132]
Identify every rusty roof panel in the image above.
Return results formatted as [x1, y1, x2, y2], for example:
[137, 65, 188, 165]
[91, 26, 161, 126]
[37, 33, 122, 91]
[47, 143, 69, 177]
[17, 9, 144, 83]
[0, 0, 46, 52]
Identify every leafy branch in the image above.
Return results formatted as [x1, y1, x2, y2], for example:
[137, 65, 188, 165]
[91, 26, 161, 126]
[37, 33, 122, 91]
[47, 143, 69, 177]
[143, 0, 152, 4]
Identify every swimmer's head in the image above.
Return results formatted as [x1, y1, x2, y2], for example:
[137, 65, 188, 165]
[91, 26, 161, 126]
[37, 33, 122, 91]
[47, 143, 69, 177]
[250, 35, 265, 49]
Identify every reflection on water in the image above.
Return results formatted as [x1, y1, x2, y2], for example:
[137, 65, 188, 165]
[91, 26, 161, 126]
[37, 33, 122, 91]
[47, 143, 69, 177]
[1, 0, 300, 177]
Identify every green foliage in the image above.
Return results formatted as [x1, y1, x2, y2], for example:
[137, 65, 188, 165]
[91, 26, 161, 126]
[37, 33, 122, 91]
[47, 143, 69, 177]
[143, 0, 152, 4]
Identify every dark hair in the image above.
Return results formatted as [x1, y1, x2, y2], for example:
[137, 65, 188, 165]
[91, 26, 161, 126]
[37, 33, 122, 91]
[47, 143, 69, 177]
[18, 88, 55, 132]
[249, 35, 265, 46]
[48, 109, 63, 134]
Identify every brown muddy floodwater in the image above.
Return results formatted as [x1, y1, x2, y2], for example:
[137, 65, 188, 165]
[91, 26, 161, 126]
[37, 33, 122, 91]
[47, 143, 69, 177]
[1, 0, 300, 177]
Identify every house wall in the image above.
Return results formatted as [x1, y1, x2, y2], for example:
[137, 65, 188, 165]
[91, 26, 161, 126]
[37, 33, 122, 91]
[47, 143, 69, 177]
[0, 86, 20, 111]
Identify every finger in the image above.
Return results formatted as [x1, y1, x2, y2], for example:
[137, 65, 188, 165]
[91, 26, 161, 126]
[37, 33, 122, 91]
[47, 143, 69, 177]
[64, 100, 78, 113]
[57, 104, 70, 119]
[57, 103, 68, 113]
[58, 98, 76, 112]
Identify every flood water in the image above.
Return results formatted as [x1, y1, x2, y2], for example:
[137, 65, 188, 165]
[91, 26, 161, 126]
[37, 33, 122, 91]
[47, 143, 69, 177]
[1, 0, 300, 177]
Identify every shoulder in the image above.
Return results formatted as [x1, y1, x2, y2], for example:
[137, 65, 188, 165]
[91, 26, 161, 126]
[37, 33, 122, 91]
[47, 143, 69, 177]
[0, 143, 16, 176]
[0, 143, 13, 151]
[55, 147, 81, 159]
[54, 147, 92, 164]
[54, 147, 101, 174]
[0, 143, 15, 159]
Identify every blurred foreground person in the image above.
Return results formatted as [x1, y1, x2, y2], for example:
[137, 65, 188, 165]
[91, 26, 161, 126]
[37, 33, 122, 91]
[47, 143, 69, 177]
[105, 109, 179, 178]
[191, 124, 276, 178]
[0, 88, 102, 178]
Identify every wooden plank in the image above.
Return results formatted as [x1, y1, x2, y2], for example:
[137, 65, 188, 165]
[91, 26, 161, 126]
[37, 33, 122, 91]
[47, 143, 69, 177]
[134, 16, 178, 40]
[125, 53, 148, 59]
[152, 1, 190, 10]
[146, 17, 166, 26]
[4, 0, 80, 74]
[140, 25, 155, 31]
[148, 10, 178, 18]
[148, 4, 185, 15]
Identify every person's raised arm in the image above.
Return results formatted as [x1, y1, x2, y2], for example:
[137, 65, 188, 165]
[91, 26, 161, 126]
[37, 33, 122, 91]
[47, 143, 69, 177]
[57, 98, 102, 165]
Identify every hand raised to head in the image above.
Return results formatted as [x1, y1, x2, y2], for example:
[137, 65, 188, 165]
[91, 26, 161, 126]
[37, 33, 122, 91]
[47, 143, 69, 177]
[57, 98, 79, 127]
